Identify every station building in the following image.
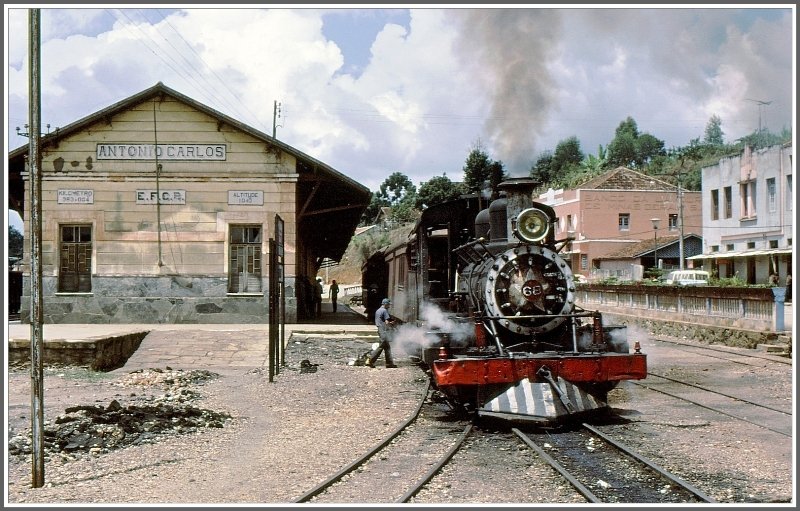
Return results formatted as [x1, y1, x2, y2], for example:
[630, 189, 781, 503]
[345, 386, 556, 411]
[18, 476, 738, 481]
[8, 82, 370, 323]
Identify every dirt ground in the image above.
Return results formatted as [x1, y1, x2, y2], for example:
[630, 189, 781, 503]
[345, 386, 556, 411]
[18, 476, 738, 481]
[6, 336, 429, 504]
[5, 333, 794, 505]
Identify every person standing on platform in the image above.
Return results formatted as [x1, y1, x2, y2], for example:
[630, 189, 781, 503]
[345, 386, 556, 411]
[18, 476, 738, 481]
[314, 277, 323, 317]
[329, 279, 340, 313]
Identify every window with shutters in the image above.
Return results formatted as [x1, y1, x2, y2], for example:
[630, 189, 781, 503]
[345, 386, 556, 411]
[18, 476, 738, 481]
[724, 186, 732, 218]
[229, 225, 263, 293]
[668, 214, 678, 231]
[740, 181, 756, 219]
[710, 189, 719, 220]
[618, 213, 630, 231]
[766, 178, 776, 213]
[59, 224, 92, 292]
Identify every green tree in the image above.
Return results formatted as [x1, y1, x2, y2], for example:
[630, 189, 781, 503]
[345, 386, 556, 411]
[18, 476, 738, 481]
[462, 142, 493, 195]
[390, 194, 419, 224]
[580, 145, 607, 173]
[463, 142, 507, 199]
[487, 160, 507, 200]
[530, 150, 554, 184]
[378, 172, 417, 205]
[606, 117, 665, 168]
[416, 173, 466, 209]
[737, 128, 785, 150]
[634, 133, 666, 167]
[615, 116, 640, 139]
[551, 136, 584, 175]
[703, 114, 724, 146]
[606, 131, 638, 168]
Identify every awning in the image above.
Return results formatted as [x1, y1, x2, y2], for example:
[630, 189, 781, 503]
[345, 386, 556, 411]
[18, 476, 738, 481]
[687, 248, 793, 260]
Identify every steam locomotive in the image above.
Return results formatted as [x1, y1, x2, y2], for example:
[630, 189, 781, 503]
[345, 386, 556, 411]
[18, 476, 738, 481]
[363, 178, 647, 424]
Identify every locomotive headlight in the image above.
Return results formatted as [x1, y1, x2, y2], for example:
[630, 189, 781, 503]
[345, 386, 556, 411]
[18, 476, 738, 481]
[515, 208, 549, 242]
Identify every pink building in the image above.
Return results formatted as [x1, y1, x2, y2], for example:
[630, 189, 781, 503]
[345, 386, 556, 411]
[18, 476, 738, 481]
[537, 167, 702, 280]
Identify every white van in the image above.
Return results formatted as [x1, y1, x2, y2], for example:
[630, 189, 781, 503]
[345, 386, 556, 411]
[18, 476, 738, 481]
[665, 270, 710, 286]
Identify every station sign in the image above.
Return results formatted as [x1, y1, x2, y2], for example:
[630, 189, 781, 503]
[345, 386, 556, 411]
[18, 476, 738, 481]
[228, 191, 264, 205]
[57, 189, 94, 204]
[97, 144, 226, 161]
[136, 190, 186, 205]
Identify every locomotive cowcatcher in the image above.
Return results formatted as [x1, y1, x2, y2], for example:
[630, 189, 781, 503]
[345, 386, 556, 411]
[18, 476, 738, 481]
[371, 178, 647, 424]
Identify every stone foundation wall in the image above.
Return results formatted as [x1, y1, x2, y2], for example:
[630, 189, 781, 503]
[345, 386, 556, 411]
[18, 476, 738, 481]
[18, 275, 298, 324]
[597, 308, 784, 350]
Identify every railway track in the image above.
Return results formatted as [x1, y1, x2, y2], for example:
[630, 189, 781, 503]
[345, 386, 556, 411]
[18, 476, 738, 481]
[636, 337, 793, 438]
[293, 335, 790, 504]
[631, 378, 792, 438]
[516, 424, 716, 503]
[293, 383, 473, 504]
[653, 337, 792, 366]
[295, 388, 718, 504]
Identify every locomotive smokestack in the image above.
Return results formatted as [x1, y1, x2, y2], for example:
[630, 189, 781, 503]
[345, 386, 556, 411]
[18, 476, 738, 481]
[497, 178, 539, 242]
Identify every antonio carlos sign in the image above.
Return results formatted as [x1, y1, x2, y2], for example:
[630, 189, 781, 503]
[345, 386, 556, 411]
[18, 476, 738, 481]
[97, 144, 226, 160]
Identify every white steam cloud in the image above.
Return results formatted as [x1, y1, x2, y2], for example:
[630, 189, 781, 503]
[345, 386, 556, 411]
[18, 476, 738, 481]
[391, 301, 475, 356]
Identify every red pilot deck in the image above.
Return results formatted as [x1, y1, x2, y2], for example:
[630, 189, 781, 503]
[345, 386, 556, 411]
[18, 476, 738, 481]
[431, 353, 647, 387]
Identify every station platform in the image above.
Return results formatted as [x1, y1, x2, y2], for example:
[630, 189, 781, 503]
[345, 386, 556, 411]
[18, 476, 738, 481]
[6, 303, 377, 371]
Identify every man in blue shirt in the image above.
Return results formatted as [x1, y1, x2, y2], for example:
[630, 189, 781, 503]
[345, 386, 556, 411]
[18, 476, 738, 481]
[366, 298, 397, 368]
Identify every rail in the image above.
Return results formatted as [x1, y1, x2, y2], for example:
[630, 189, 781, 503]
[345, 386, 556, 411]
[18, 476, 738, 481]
[294, 381, 431, 503]
[575, 284, 787, 332]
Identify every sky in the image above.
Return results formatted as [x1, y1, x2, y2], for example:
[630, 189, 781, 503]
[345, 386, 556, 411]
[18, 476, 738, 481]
[4, 4, 796, 233]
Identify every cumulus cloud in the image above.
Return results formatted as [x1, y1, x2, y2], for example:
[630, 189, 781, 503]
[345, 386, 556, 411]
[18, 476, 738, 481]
[5, 6, 793, 193]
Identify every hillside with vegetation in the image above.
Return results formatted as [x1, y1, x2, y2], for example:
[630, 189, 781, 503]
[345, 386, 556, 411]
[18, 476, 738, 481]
[324, 223, 415, 286]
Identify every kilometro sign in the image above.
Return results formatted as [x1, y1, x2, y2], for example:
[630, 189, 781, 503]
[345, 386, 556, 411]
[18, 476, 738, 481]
[97, 144, 226, 160]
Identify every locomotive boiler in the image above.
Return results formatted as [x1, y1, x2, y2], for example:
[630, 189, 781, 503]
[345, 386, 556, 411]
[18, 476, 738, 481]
[367, 178, 647, 424]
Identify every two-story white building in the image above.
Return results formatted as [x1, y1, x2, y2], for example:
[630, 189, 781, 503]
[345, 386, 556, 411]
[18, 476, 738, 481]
[688, 143, 793, 285]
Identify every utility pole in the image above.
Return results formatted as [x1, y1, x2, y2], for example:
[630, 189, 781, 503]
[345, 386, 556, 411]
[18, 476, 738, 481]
[153, 100, 163, 267]
[678, 172, 685, 270]
[272, 100, 281, 139]
[28, 7, 45, 488]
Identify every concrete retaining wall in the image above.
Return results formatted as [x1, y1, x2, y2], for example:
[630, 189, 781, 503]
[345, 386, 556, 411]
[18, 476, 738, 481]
[8, 332, 149, 371]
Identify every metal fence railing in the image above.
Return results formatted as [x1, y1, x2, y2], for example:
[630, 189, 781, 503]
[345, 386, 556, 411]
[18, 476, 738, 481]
[575, 285, 786, 332]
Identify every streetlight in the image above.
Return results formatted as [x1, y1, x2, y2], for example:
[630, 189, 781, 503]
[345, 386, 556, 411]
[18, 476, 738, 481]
[651, 218, 660, 277]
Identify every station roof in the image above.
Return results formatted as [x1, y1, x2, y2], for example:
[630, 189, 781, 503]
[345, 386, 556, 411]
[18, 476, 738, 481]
[7, 82, 370, 262]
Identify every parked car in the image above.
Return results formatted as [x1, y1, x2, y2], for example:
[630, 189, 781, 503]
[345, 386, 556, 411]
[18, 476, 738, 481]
[665, 270, 710, 286]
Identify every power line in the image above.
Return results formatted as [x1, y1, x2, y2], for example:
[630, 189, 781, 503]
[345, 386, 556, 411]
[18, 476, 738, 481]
[151, 9, 271, 133]
[106, 9, 270, 133]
